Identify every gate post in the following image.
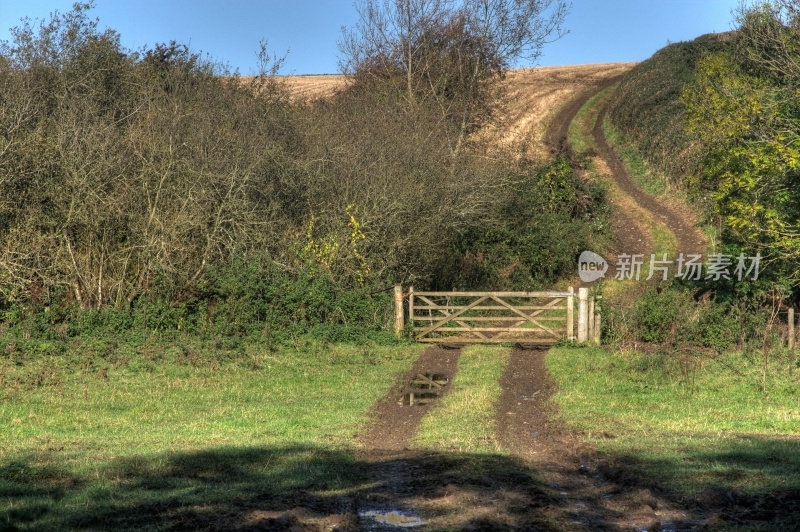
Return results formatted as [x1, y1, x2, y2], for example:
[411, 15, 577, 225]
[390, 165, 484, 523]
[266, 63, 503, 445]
[789, 307, 795, 350]
[394, 285, 404, 338]
[594, 312, 602, 344]
[578, 287, 588, 343]
[567, 286, 575, 341]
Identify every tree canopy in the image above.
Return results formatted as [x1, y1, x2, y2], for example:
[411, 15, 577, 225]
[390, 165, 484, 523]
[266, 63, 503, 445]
[682, 0, 800, 286]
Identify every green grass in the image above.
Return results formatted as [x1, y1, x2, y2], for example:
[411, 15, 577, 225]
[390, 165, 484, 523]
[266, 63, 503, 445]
[0, 341, 423, 530]
[548, 345, 800, 496]
[567, 86, 611, 153]
[414, 345, 509, 454]
[558, 83, 800, 507]
[602, 116, 669, 197]
[567, 84, 678, 295]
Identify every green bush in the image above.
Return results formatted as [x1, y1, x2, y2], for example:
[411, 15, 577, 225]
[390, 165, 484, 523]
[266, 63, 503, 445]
[449, 157, 608, 290]
[691, 302, 739, 351]
[607, 33, 734, 181]
[632, 286, 692, 343]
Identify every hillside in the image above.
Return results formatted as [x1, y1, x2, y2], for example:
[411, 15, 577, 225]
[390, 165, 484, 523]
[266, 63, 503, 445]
[606, 32, 735, 183]
[276, 74, 347, 100]
[281, 63, 636, 160]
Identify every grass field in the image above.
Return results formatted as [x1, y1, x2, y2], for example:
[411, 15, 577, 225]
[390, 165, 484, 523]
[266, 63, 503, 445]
[555, 76, 800, 517]
[414, 345, 509, 454]
[0, 341, 423, 530]
[548, 345, 800, 497]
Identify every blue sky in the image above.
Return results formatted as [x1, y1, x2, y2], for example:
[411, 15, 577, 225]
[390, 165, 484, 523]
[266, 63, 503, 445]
[0, 0, 740, 74]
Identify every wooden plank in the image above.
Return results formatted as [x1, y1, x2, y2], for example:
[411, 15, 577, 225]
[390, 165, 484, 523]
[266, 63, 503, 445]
[414, 291, 573, 297]
[407, 289, 577, 344]
[495, 297, 567, 331]
[578, 287, 588, 343]
[594, 312, 602, 344]
[567, 286, 574, 341]
[416, 295, 443, 309]
[408, 286, 414, 337]
[489, 295, 559, 338]
[416, 295, 489, 338]
[524, 296, 566, 319]
[411, 304, 568, 312]
[413, 294, 490, 339]
[417, 337, 557, 344]
[414, 326, 562, 333]
[411, 315, 566, 322]
[394, 285, 404, 337]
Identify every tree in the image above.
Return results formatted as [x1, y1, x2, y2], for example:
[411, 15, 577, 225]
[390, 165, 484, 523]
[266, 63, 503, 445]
[0, 2, 302, 308]
[681, 1, 800, 285]
[339, 0, 569, 158]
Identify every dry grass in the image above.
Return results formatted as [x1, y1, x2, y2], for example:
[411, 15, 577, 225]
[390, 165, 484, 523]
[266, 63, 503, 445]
[277, 64, 637, 158]
[476, 62, 637, 161]
[276, 74, 348, 100]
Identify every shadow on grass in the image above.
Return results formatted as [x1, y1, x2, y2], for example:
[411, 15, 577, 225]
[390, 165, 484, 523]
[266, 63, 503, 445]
[599, 434, 800, 527]
[1, 445, 563, 531]
[0, 436, 798, 530]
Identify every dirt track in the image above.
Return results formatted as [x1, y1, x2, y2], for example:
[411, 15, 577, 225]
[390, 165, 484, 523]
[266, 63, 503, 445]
[348, 65, 699, 530]
[272, 65, 730, 530]
[592, 106, 706, 257]
[358, 345, 462, 451]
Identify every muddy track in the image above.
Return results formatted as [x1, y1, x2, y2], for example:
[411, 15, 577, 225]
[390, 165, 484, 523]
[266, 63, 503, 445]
[358, 345, 462, 451]
[488, 79, 706, 529]
[495, 347, 574, 456]
[350, 68, 712, 530]
[592, 106, 706, 256]
[544, 74, 624, 157]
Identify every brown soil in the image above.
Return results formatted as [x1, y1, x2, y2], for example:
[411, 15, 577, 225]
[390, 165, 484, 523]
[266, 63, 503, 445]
[492, 347, 690, 531]
[592, 106, 707, 257]
[544, 73, 623, 156]
[477, 63, 637, 161]
[277, 74, 347, 100]
[358, 345, 462, 451]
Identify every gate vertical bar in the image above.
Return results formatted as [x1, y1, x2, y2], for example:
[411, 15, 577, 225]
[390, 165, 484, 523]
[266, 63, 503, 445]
[567, 286, 574, 341]
[578, 287, 588, 343]
[408, 286, 415, 339]
[789, 307, 795, 350]
[594, 312, 601, 344]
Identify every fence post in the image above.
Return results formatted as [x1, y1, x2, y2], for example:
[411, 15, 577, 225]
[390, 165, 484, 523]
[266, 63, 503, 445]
[567, 286, 574, 341]
[789, 307, 795, 350]
[578, 287, 588, 343]
[394, 285, 404, 338]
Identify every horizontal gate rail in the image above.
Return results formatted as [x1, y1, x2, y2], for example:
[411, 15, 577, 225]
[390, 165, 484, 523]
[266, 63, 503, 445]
[407, 289, 579, 344]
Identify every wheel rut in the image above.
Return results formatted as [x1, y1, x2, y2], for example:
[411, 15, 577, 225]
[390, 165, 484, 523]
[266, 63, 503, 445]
[353, 67, 708, 530]
[358, 345, 461, 452]
[592, 106, 706, 257]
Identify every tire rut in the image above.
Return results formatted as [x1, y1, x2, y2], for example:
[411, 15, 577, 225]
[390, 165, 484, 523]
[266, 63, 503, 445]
[592, 106, 706, 256]
[358, 345, 461, 451]
[545, 74, 624, 156]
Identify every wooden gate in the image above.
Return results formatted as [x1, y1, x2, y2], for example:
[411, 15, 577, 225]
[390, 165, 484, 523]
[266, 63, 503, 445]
[407, 289, 576, 344]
